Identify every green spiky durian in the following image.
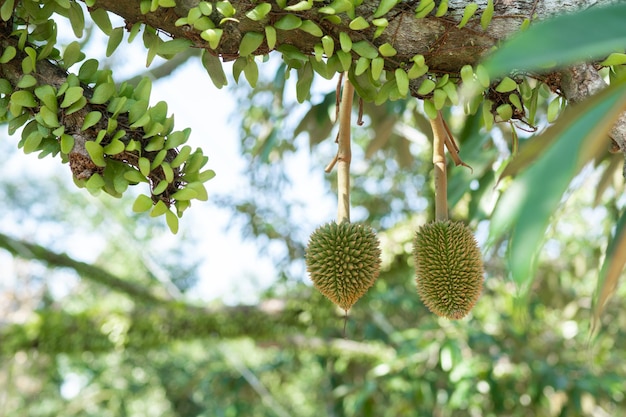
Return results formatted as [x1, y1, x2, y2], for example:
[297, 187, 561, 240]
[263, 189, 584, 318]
[305, 221, 382, 311]
[413, 220, 483, 319]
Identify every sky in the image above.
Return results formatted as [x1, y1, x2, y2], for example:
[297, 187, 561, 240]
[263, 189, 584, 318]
[150, 58, 335, 304]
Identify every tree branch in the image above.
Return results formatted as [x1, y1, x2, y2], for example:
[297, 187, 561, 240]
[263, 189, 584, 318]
[0, 231, 170, 304]
[89, 0, 611, 76]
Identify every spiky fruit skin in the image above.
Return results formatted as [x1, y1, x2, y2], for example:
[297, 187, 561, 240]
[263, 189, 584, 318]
[305, 221, 382, 311]
[413, 220, 483, 319]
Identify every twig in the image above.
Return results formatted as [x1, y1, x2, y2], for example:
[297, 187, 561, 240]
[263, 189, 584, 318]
[441, 116, 473, 172]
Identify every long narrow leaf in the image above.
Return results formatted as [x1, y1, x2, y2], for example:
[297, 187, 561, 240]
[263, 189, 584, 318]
[593, 210, 626, 333]
[483, 3, 626, 78]
[489, 80, 626, 292]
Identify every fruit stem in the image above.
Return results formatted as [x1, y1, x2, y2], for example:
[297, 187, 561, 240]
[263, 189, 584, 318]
[337, 74, 354, 224]
[430, 111, 448, 221]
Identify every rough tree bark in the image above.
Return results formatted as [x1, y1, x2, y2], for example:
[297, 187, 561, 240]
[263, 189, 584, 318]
[87, 0, 626, 162]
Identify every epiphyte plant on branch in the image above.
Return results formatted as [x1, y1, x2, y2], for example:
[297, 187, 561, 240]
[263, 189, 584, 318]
[2, 0, 626, 326]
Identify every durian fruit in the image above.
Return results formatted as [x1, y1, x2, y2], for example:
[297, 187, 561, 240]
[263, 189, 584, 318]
[305, 221, 382, 311]
[413, 220, 484, 319]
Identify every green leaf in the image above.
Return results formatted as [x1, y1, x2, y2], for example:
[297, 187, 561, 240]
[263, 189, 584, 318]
[187, 181, 209, 200]
[373, 0, 399, 18]
[11, 90, 37, 107]
[82, 111, 102, 131]
[546, 97, 561, 123]
[371, 57, 384, 80]
[151, 199, 169, 217]
[284, 0, 311, 11]
[201, 28, 223, 50]
[0, 78, 11, 95]
[433, 88, 447, 109]
[321, 35, 334, 58]
[17, 74, 37, 89]
[201, 51, 228, 89]
[78, 59, 99, 83]
[336, 50, 351, 72]
[170, 145, 192, 166]
[489, 80, 626, 292]
[395, 68, 409, 97]
[378, 42, 396, 57]
[139, 157, 151, 176]
[90, 82, 116, 104]
[163, 163, 175, 184]
[103, 139, 125, 155]
[85, 141, 107, 167]
[457, 2, 478, 28]
[349, 16, 370, 30]
[151, 180, 169, 197]
[216, 1, 235, 17]
[274, 14, 302, 30]
[149, 101, 168, 123]
[417, 79, 435, 95]
[423, 99, 437, 119]
[319, 0, 353, 15]
[232, 57, 246, 83]
[125, 168, 148, 183]
[246, 3, 271, 20]
[355, 57, 369, 76]
[132, 194, 153, 213]
[351, 41, 378, 59]
[0, 0, 15, 21]
[40, 106, 60, 128]
[68, 2, 85, 37]
[407, 61, 428, 79]
[243, 58, 259, 87]
[60, 86, 84, 108]
[192, 16, 215, 31]
[480, 0, 493, 29]
[23, 130, 43, 154]
[296, 61, 314, 103]
[239, 32, 265, 56]
[265, 26, 277, 50]
[495, 76, 517, 93]
[434, 0, 448, 17]
[85, 173, 105, 192]
[155, 39, 192, 56]
[106, 27, 124, 57]
[483, 3, 626, 78]
[60, 134, 74, 154]
[593, 209, 626, 333]
[0, 45, 16, 63]
[475, 64, 490, 88]
[199, 1, 213, 15]
[62, 41, 83, 68]
[171, 188, 198, 201]
[495, 103, 512, 121]
[415, 0, 435, 18]
[165, 210, 179, 234]
[300, 20, 323, 37]
[134, 78, 152, 102]
[90, 8, 113, 35]
[600, 52, 626, 67]
[339, 32, 352, 53]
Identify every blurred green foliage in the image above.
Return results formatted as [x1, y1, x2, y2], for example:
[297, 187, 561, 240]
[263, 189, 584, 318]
[2, 2, 626, 417]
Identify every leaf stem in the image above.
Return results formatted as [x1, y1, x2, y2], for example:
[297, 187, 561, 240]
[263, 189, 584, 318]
[430, 111, 448, 221]
[337, 75, 354, 224]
